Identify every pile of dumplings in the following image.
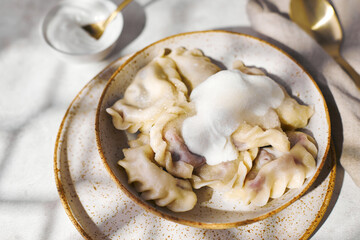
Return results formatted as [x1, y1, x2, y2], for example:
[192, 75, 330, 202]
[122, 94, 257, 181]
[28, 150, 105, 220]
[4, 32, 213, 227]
[106, 47, 317, 212]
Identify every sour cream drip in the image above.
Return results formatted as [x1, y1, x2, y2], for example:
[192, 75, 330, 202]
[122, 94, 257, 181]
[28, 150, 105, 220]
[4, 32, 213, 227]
[181, 70, 285, 165]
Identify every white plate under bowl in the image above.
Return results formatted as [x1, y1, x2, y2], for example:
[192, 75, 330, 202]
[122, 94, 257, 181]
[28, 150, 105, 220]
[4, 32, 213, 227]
[53, 51, 336, 239]
[95, 30, 331, 229]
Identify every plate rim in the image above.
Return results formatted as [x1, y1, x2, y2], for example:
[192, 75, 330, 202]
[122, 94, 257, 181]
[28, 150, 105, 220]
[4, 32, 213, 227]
[94, 30, 332, 229]
[53, 56, 129, 240]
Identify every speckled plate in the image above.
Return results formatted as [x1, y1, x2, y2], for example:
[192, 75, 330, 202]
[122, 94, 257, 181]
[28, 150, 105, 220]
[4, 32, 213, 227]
[95, 31, 331, 229]
[54, 50, 335, 239]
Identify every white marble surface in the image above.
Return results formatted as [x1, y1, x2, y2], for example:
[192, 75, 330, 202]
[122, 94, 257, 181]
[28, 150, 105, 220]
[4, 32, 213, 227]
[0, 0, 359, 239]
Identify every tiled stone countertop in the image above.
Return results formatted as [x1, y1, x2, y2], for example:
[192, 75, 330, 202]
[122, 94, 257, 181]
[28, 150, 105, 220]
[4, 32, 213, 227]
[0, 0, 359, 239]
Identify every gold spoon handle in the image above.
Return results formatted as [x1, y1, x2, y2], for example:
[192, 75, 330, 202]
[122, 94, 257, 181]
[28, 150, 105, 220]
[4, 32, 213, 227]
[103, 0, 132, 28]
[332, 54, 360, 89]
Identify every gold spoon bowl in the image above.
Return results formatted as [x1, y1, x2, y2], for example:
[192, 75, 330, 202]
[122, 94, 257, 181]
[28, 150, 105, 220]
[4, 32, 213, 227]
[290, 0, 360, 88]
[82, 0, 132, 40]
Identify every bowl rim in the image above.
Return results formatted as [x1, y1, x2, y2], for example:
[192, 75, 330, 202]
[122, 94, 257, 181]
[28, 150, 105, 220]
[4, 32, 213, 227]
[41, 0, 123, 57]
[95, 30, 331, 229]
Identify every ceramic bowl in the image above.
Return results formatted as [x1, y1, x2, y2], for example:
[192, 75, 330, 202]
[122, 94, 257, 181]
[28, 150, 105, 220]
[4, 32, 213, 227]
[95, 30, 330, 229]
[41, 0, 123, 62]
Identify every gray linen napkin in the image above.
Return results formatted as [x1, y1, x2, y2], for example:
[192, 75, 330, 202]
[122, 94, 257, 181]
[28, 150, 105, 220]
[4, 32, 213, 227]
[247, 0, 360, 186]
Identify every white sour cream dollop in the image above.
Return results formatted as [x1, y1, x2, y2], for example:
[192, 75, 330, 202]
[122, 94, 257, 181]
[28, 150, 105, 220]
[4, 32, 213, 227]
[181, 70, 284, 165]
[45, 0, 123, 54]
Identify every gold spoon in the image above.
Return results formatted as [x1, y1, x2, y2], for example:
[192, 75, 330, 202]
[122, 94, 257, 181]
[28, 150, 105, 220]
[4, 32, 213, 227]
[82, 0, 132, 40]
[289, 0, 360, 88]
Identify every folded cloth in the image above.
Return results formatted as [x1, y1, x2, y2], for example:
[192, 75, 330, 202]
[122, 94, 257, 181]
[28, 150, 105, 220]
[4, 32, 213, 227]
[247, 0, 360, 186]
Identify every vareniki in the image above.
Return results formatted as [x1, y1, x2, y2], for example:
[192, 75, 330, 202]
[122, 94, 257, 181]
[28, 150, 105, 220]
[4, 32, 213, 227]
[107, 47, 316, 212]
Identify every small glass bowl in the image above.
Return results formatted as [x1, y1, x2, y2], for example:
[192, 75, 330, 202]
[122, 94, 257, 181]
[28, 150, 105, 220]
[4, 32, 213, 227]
[41, 0, 124, 62]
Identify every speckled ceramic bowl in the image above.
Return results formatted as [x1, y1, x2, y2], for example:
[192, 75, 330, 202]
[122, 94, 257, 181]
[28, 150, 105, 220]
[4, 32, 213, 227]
[95, 30, 330, 229]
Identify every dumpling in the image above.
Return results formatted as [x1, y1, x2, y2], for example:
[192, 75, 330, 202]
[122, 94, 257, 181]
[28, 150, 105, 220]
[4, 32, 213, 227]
[149, 110, 185, 166]
[118, 140, 197, 212]
[228, 131, 317, 206]
[107, 50, 189, 133]
[164, 123, 205, 168]
[148, 109, 203, 179]
[275, 92, 314, 130]
[231, 123, 290, 152]
[168, 47, 221, 91]
[287, 131, 317, 158]
[192, 160, 239, 190]
[192, 148, 258, 191]
[231, 148, 259, 190]
[233, 59, 266, 76]
[128, 133, 150, 148]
